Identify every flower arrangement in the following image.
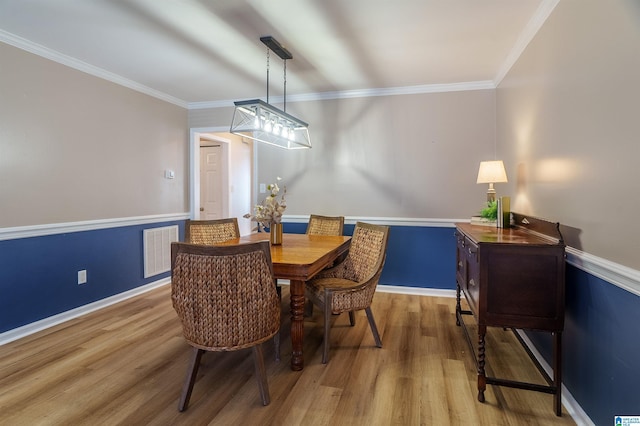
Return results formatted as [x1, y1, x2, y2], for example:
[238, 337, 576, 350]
[244, 177, 287, 231]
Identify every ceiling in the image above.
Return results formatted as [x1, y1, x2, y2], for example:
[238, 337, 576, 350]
[0, 0, 555, 107]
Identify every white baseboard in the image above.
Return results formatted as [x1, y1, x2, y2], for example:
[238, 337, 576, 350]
[377, 284, 456, 298]
[277, 280, 456, 298]
[1, 277, 591, 425]
[1, 280, 444, 347]
[0, 278, 170, 346]
[515, 330, 595, 426]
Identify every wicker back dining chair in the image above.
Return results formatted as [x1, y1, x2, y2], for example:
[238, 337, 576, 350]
[184, 218, 240, 245]
[171, 241, 281, 410]
[304, 215, 346, 316]
[306, 214, 345, 236]
[305, 222, 390, 363]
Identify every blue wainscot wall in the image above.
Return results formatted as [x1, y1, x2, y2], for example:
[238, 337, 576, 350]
[527, 264, 640, 426]
[0, 219, 185, 334]
[283, 220, 457, 291]
[0, 218, 455, 337]
[1, 216, 639, 425]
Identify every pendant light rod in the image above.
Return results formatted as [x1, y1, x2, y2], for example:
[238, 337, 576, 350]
[260, 36, 292, 60]
[261, 36, 291, 111]
[230, 36, 310, 149]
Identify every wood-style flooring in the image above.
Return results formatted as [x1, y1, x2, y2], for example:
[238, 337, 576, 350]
[0, 285, 577, 425]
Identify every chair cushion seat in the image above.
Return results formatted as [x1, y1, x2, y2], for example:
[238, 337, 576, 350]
[307, 277, 374, 314]
[307, 277, 359, 294]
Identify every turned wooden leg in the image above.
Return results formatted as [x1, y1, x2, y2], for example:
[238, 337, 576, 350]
[455, 281, 461, 326]
[290, 279, 305, 370]
[477, 324, 487, 403]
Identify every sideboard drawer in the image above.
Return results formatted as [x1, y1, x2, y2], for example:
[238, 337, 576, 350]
[462, 237, 479, 315]
[454, 230, 466, 286]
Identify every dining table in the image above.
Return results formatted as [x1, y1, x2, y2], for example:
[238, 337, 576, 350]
[220, 232, 351, 371]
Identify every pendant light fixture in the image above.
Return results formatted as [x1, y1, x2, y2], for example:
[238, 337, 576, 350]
[230, 36, 311, 149]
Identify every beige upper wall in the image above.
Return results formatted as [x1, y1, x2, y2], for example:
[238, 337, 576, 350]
[191, 90, 497, 219]
[497, 0, 640, 269]
[0, 42, 189, 227]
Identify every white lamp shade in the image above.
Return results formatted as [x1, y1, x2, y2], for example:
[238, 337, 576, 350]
[477, 160, 508, 184]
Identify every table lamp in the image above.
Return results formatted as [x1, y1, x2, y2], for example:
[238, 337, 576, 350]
[477, 160, 508, 202]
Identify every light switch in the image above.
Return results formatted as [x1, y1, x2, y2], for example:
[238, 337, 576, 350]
[164, 170, 175, 179]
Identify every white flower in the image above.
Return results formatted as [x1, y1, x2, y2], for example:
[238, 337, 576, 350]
[244, 178, 287, 231]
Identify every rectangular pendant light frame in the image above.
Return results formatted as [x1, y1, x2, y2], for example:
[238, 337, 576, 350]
[230, 99, 311, 150]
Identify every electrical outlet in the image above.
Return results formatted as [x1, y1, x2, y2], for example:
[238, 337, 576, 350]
[260, 183, 266, 193]
[78, 270, 87, 285]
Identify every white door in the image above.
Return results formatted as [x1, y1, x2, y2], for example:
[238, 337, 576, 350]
[200, 145, 223, 219]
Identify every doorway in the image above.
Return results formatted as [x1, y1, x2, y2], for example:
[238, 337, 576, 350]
[189, 128, 254, 235]
[199, 144, 224, 219]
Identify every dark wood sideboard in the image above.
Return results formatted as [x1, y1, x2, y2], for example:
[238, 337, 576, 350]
[454, 213, 566, 416]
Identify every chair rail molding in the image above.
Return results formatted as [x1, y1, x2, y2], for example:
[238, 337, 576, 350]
[284, 215, 640, 298]
[0, 213, 190, 241]
[565, 246, 640, 297]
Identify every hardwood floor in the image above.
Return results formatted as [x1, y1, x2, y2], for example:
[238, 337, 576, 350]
[0, 285, 577, 425]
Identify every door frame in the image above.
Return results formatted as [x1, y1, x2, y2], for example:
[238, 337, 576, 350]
[189, 127, 230, 220]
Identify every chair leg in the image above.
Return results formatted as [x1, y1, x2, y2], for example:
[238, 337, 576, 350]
[274, 330, 281, 362]
[178, 347, 204, 412]
[304, 299, 314, 317]
[274, 277, 282, 300]
[252, 344, 271, 405]
[322, 295, 332, 364]
[365, 307, 383, 348]
[348, 311, 356, 326]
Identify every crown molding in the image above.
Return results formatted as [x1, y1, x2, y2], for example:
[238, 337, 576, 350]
[1, 28, 495, 112]
[187, 81, 496, 110]
[1, 0, 556, 111]
[494, 0, 560, 86]
[0, 30, 188, 108]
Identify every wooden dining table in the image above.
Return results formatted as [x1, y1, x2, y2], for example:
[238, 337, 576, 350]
[221, 232, 351, 371]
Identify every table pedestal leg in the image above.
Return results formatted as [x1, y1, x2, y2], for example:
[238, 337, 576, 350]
[289, 279, 305, 371]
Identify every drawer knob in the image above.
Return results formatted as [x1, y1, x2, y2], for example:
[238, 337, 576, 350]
[469, 278, 476, 287]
